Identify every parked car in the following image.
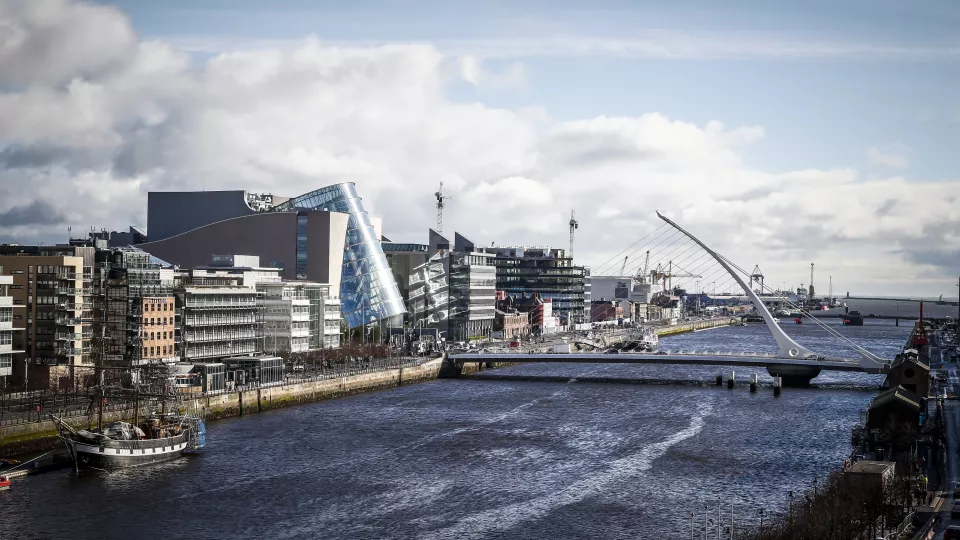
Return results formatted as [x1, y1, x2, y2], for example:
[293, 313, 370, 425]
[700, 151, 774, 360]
[953, 481, 960, 498]
[951, 501, 960, 519]
[945, 525, 960, 540]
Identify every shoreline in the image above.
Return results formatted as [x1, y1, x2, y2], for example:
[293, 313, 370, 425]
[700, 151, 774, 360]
[0, 358, 445, 460]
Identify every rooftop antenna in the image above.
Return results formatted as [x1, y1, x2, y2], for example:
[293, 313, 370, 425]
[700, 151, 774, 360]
[67, 226, 72, 241]
[568, 210, 578, 259]
[435, 182, 451, 233]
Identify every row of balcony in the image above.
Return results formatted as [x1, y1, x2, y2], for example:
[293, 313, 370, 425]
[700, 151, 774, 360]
[185, 317, 260, 327]
[183, 333, 260, 343]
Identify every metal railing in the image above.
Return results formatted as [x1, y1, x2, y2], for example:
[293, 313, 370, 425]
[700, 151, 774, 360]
[0, 356, 436, 428]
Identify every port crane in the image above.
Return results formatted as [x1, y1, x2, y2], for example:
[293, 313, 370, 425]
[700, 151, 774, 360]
[635, 251, 651, 283]
[651, 261, 702, 292]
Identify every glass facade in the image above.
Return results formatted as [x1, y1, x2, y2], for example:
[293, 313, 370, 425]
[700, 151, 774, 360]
[295, 214, 308, 279]
[272, 183, 406, 328]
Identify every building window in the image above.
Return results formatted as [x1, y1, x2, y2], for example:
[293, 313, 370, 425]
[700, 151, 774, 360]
[296, 215, 308, 279]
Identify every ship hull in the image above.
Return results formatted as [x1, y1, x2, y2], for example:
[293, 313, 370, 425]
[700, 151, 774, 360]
[65, 435, 188, 470]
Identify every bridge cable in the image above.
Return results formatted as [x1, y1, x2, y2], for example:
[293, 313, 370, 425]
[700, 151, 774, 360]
[590, 223, 668, 275]
[720, 254, 885, 361]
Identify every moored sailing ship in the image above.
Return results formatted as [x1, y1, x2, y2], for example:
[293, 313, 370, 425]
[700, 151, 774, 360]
[51, 312, 207, 472]
[52, 411, 205, 471]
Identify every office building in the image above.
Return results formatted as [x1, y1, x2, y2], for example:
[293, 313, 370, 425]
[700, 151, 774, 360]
[258, 281, 341, 353]
[481, 246, 588, 328]
[180, 283, 261, 362]
[141, 183, 405, 329]
[399, 231, 495, 341]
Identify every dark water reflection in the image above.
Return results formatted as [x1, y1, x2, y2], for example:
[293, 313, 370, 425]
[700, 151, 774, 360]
[2, 320, 909, 539]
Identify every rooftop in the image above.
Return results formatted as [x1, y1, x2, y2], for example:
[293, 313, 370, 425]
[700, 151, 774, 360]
[869, 385, 922, 412]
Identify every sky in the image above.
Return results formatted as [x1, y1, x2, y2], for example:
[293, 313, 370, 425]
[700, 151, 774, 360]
[0, 0, 958, 296]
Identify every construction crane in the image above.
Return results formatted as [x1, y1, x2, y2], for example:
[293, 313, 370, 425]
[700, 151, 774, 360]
[619, 256, 629, 276]
[435, 182, 451, 233]
[568, 210, 578, 259]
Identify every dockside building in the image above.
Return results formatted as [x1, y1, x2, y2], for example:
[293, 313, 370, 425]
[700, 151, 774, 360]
[140, 183, 404, 329]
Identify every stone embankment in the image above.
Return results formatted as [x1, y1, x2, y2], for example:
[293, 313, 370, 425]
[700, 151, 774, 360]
[654, 317, 741, 337]
[0, 358, 444, 458]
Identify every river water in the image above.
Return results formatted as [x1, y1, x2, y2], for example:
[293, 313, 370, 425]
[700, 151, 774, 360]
[2, 319, 908, 540]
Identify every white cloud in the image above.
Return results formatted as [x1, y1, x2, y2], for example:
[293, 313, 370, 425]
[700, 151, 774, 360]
[0, 0, 958, 295]
[866, 144, 912, 169]
[169, 33, 960, 62]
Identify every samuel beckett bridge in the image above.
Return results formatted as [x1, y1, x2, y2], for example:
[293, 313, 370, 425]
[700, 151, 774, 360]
[447, 211, 891, 386]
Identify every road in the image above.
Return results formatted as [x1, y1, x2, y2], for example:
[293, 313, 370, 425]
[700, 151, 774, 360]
[930, 329, 957, 540]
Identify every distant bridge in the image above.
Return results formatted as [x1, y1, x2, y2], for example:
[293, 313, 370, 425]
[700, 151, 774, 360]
[844, 295, 958, 305]
[446, 211, 893, 385]
[447, 352, 878, 374]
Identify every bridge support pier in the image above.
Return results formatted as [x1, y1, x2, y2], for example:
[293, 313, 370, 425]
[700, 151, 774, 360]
[438, 355, 465, 378]
[766, 366, 821, 387]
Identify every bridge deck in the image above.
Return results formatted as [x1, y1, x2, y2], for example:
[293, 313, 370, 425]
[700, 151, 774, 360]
[448, 353, 881, 373]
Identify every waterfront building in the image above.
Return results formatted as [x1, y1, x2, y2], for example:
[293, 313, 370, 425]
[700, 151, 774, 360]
[180, 284, 261, 362]
[95, 247, 178, 367]
[141, 183, 404, 329]
[591, 300, 625, 323]
[223, 355, 283, 387]
[0, 246, 95, 389]
[383, 241, 431, 328]
[480, 246, 587, 328]
[493, 309, 530, 340]
[0, 267, 24, 380]
[885, 352, 930, 398]
[258, 281, 341, 353]
[402, 231, 495, 341]
[172, 362, 225, 393]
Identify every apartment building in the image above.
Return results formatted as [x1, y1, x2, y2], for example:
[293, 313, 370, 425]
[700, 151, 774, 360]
[181, 285, 261, 362]
[0, 246, 95, 389]
[0, 266, 24, 380]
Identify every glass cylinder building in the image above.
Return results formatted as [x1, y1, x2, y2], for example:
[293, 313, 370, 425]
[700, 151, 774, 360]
[272, 183, 406, 328]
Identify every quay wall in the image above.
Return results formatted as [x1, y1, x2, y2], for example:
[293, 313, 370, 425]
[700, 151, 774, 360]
[0, 358, 443, 458]
[655, 317, 740, 337]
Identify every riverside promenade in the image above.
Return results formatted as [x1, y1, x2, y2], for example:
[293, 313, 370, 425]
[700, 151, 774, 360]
[0, 357, 445, 458]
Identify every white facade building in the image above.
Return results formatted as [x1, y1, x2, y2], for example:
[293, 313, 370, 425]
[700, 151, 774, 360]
[0, 269, 24, 378]
[258, 281, 341, 354]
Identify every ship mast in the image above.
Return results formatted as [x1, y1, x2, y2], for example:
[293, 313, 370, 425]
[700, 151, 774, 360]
[97, 322, 105, 432]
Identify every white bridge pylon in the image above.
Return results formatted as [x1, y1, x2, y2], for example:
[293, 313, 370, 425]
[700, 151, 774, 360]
[656, 211, 890, 372]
